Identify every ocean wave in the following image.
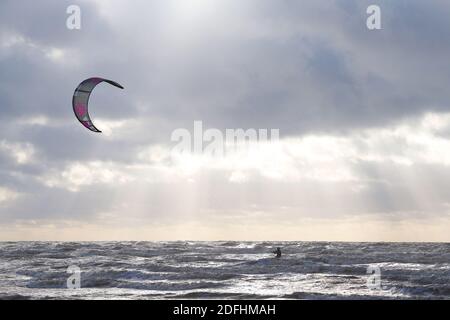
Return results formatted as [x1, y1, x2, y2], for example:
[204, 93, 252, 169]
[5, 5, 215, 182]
[0, 241, 449, 299]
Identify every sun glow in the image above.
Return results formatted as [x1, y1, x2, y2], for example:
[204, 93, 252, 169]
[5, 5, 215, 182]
[171, 0, 221, 20]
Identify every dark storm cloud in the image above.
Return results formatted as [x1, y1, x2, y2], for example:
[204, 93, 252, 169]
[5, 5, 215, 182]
[2, 0, 450, 138]
[1, 0, 450, 228]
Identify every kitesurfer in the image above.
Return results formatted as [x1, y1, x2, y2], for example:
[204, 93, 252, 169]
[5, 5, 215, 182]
[273, 247, 282, 258]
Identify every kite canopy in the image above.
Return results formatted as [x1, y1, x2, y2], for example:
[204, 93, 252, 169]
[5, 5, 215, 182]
[72, 77, 124, 133]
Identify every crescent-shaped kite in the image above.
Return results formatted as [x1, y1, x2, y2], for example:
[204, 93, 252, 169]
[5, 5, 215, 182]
[72, 77, 124, 133]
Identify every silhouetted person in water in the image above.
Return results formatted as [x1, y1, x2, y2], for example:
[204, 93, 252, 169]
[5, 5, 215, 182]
[273, 247, 282, 258]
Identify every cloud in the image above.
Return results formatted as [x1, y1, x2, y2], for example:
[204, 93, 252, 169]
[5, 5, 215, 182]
[1, 0, 450, 240]
[0, 140, 35, 165]
[0, 187, 19, 204]
[3, 111, 449, 224]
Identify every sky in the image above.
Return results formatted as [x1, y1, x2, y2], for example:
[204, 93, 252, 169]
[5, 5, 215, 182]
[1, 0, 450, 241]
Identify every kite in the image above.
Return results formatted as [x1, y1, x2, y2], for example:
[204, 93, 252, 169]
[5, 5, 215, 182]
[72, 77, 124, 133]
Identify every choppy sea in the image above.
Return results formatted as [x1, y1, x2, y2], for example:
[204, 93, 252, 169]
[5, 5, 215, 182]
[0, 242, 449, 300]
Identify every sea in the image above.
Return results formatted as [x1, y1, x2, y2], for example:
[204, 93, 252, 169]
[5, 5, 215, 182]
[0, 241, 449, 300]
